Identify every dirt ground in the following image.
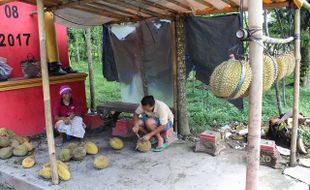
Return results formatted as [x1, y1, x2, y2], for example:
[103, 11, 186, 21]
[0, 128, 308, 190]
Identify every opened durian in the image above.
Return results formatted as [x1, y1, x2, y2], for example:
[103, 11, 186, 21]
[22, 156, 36, 168]
[109, 137, 124, 150]
[57, 162, 71, 181]
[38, 167, 52, 179]
[93, 156, 109, 169]
[84, 142, 99, 155]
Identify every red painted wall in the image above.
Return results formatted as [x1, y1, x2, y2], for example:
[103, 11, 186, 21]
[0, 81, 87, 136]
[0, 2, 87, 136]
[0, 2, 69, 78]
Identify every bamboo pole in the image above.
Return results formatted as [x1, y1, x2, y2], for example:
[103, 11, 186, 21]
[85, 28, 96, 112]
[171, 20, 178, 133]
[246, 0, 263, 189]
[290, 8, 301, 167]
[36, 0, 59, 184]
[262, 36, 294, 44]
[175, 17, 190, 136]
[302, 0, 310, 11]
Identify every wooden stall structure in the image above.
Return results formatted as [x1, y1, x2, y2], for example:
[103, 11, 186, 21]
[1, 0, 309, 188]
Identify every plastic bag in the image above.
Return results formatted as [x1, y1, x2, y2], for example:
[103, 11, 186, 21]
[21, 54, 41, 78]
[0, 57, 13, 81]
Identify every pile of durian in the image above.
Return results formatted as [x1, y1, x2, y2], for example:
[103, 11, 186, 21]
[1, 127, 152, 183]
[0, 128, 34, 161]
[210, 52, 295, 99]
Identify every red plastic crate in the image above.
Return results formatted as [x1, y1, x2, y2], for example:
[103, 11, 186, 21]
[112, 120, 134, 137]
[83, 114, 103, 130]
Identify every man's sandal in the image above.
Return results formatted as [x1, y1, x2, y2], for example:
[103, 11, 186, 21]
[152, 143, 168, 152]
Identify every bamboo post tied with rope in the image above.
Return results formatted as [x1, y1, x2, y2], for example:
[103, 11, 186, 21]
[246, 0, 263, 189]
[36, 0, 59, 184]
[290, 8, 301, 167]
[85, 28, 97, 112]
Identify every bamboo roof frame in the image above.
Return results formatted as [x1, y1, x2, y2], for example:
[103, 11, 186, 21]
[8, 0, 293, 24]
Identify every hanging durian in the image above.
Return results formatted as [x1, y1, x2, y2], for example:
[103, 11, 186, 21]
[210, 57, 252, 99]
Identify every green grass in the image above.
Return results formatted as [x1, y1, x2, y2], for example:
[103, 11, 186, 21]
[72, 61, 310, 135]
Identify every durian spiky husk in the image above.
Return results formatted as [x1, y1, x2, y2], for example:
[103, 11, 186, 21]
[0, 136, 10, 148]
[210, 59, 252, 99]
[109, 137, 124, 150]
[0, 147, 13, 159]
[22, 156, 36, 168]
[0, 128, 9, 137]
[10, 139, 20, 148]
[43, 160, 69, 170]
[66, 143, 78, 153]
[59, 148, 72, 162]
[285, 52, 296, 76]
[93, 156, 109, 169]
[13, 144, 28, 157]
[136, 140, 151, 153]
[276, 54, 289, 81]
[23, 141, 33, 152]
[72, 147, 86, 161]
[263, 55, 278, 92]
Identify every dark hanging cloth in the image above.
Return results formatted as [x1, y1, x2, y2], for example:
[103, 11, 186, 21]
[184, 14, 244, 110]
[108, 24, 143, 85]
[102, 25, 119, 82]
[140, 19, 173, 104]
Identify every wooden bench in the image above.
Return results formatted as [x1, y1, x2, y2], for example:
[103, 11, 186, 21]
[97, 101, 175, 127]
[97, 102, 139, 126]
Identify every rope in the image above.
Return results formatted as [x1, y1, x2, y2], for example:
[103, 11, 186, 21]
[229, 60, 246, 99]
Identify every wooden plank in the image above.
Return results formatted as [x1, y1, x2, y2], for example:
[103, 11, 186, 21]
[221, 0, 239, 7]
[84, 3, 135, 18]
[116, 0, 171, 17]
[51, 0, 95, 10]
[72, 4, 126, 19]
[102, 0, 162, 17]
[193, 0, 215, 8]
[165, 0, 192, 11]
[96, 0, 151, 17]
[0, 73, 87, 92]
[195, 2, 289, 15]
[36, 0, 59, 185]
[92, 2, 140, 18]
[97, 102, 139, 113]
[138, 0, 179, 14]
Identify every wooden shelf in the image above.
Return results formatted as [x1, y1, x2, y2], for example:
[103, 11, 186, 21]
[0, 73, 87, 92]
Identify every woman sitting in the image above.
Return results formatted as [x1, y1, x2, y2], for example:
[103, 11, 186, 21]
[54, 85, 86, 146]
